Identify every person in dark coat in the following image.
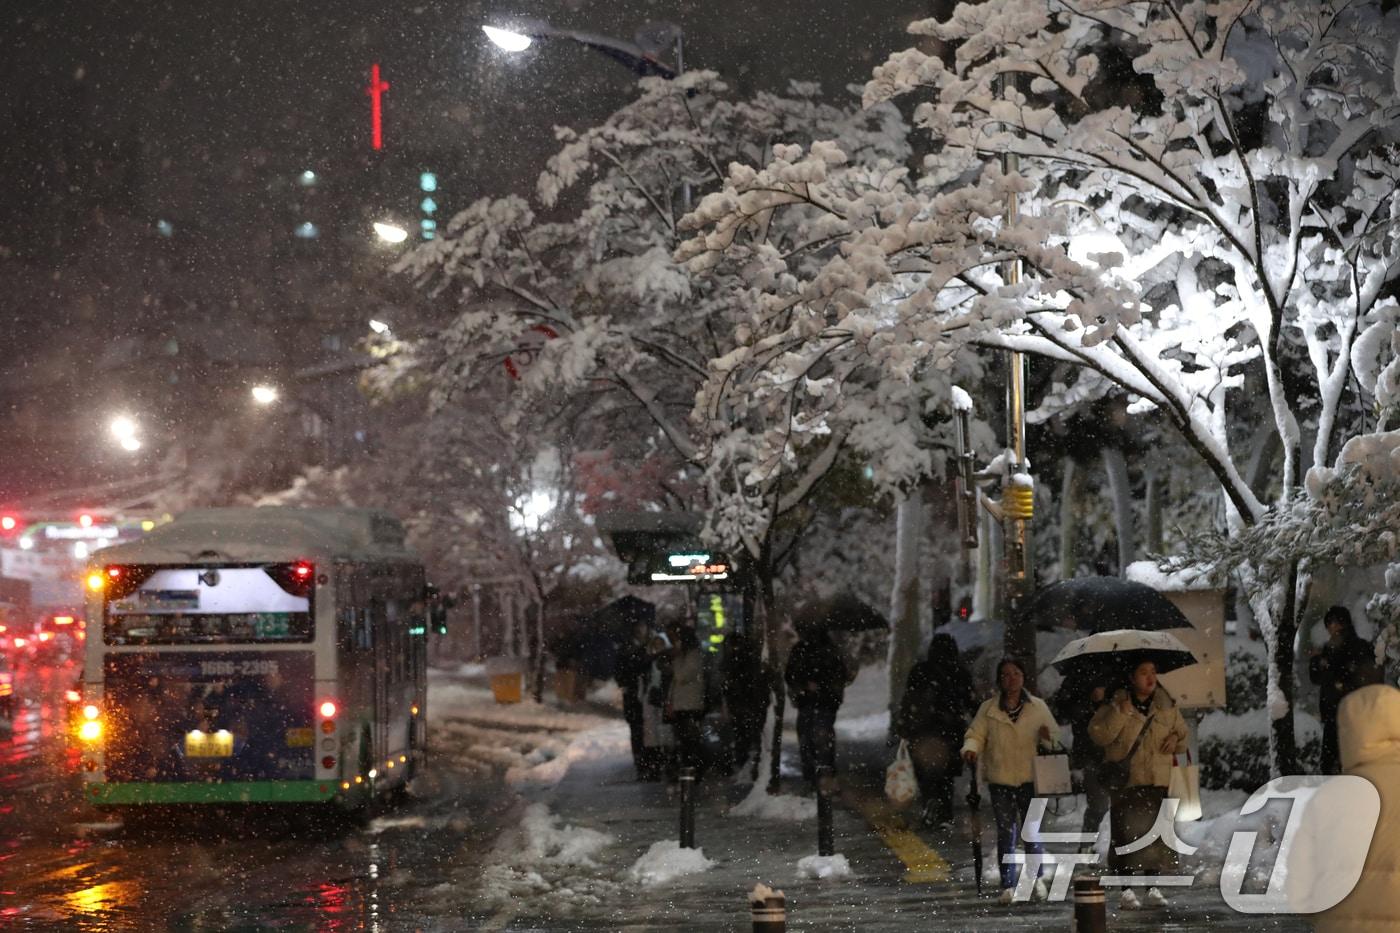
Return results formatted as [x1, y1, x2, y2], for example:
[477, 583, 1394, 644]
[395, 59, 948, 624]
[722, 631, 774, 776]
[1310, 605, 1380, 774]
[668, 626, 707, 775]
[1051, 667, 1114, 846]
[894, 634, 976, 827]
[784, 622, 850, 790]
[614, 621, 651, 780]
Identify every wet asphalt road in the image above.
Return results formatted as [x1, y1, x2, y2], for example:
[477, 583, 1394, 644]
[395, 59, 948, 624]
[0, 663, 515, 932]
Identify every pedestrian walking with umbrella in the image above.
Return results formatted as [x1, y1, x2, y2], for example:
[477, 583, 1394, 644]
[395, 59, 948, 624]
[1068, 632, 1194, 911]
[961, 656, 1061, 904]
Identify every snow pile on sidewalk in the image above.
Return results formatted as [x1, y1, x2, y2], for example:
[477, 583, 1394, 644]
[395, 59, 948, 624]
[428, 671, 628, 788]
[505, 725, 629, 788]
[834, 662, 891, 741]
[729, 781, 816, 821]
[625, 840, 716, 886]
[1178, 788, 1283, 886]
[478, 803, 621, 914]
[796, 853, 851, 879]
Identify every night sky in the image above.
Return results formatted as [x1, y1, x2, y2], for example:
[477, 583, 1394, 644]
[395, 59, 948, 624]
[0, 0, 932, 501]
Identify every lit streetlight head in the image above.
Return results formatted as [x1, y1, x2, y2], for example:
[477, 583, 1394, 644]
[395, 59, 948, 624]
[483, 25, 533, 52]
[373, 222, 409, 244]
[369, 319, 391, 335]
[120, 436, 142, 452]
[110, 415, 137, 440]
[251, 385, 280, 405]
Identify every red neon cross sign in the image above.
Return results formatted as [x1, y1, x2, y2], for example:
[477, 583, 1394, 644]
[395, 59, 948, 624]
[366, 64, 389, 151]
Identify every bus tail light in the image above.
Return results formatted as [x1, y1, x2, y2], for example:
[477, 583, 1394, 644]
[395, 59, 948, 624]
[79, 705, 103, 743]
[267, 562, 316, 597]
[319, 699, 337, 735]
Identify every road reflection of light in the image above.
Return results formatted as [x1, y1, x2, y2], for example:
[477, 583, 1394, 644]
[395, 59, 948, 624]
[368, 842, 381, 932]
[313, 882, 349, 932]
[64, 880, 138, 915]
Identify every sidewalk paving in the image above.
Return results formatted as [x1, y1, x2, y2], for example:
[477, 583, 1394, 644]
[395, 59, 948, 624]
[490, 730, 1311, 931]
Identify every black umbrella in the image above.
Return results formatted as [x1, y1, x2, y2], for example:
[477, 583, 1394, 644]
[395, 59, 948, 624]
[1023, 577, 1190, 633]
[966, 783, 984, 896]
[795, 592, 889, 633]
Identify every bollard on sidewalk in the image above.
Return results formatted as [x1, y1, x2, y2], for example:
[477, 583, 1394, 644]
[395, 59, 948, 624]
[816, 765, 836, 857]
[679, 766, 697, 849]
[750, 883, 786, 932]
[1072, 877, 1106, 933]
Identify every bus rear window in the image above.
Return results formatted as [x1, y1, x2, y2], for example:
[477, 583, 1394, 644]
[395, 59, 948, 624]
[105, 566, 313, 646]
[106, 612, 311, 645]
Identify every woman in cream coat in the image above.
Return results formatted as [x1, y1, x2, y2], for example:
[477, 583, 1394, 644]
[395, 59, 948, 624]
[961, 657, 1061, 903]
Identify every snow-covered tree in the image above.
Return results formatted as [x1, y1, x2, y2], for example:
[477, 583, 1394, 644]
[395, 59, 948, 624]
[390, 73, 915, 644]
[679, 1, 1400, 771]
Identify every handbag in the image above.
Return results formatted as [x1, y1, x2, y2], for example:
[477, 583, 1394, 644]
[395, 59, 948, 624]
[1096, 711, 1155, 790]
[1032, 746, 1073, 796]
[1168, 750, 1202, 821]
[885, 740, 918, 808]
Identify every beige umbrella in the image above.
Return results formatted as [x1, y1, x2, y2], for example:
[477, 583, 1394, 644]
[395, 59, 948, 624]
[1050, 628, 1199, 679]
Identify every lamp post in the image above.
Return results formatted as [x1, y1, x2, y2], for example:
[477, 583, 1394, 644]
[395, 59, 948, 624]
[482, 18, 690, 210]
[482, 19, 682, 79]
[998, 77, 1035, 670]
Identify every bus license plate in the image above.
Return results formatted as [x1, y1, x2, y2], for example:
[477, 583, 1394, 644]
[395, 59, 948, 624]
[185, 730, 234, 758]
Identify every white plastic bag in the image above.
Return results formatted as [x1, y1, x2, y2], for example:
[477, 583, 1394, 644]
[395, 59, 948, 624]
[1168, 751, 1202, 821]
[885, 740, 918, 808]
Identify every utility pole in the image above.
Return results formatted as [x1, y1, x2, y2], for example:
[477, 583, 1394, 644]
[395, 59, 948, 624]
[999, 98, 1036, 673]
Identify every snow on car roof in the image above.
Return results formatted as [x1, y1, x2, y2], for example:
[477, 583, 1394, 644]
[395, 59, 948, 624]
[91, 507, 416, 565]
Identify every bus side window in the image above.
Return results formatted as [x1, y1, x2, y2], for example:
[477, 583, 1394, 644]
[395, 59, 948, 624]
[386, 600, 405, 682]
[357, 609, 373, 651]
[338, 609, 354, 650]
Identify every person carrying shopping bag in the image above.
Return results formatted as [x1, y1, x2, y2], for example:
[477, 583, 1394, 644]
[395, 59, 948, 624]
[961, 657, 1061, 904]
[895, 634, 977, 828]
[1089, 658, 1188, 911]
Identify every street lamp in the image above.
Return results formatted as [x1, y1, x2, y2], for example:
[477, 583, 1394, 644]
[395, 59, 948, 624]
[110, 415, 143, 452]
[368, 319, 391, 335]
[110, 416, 137, 441]
[373, 221, 409, 244]
[251, 384, 280, 405]
[481, 18, 681, 78]
[482, 25, 532, 52]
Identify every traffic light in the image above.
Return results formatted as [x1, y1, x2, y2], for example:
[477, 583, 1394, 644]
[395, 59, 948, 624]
[425, 583, 452, 635]
[0, 514, 19, 535]
[420, 172, 437, 240]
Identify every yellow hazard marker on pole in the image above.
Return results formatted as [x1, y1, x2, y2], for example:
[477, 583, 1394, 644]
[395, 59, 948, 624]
[843, 785, 951, 883]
